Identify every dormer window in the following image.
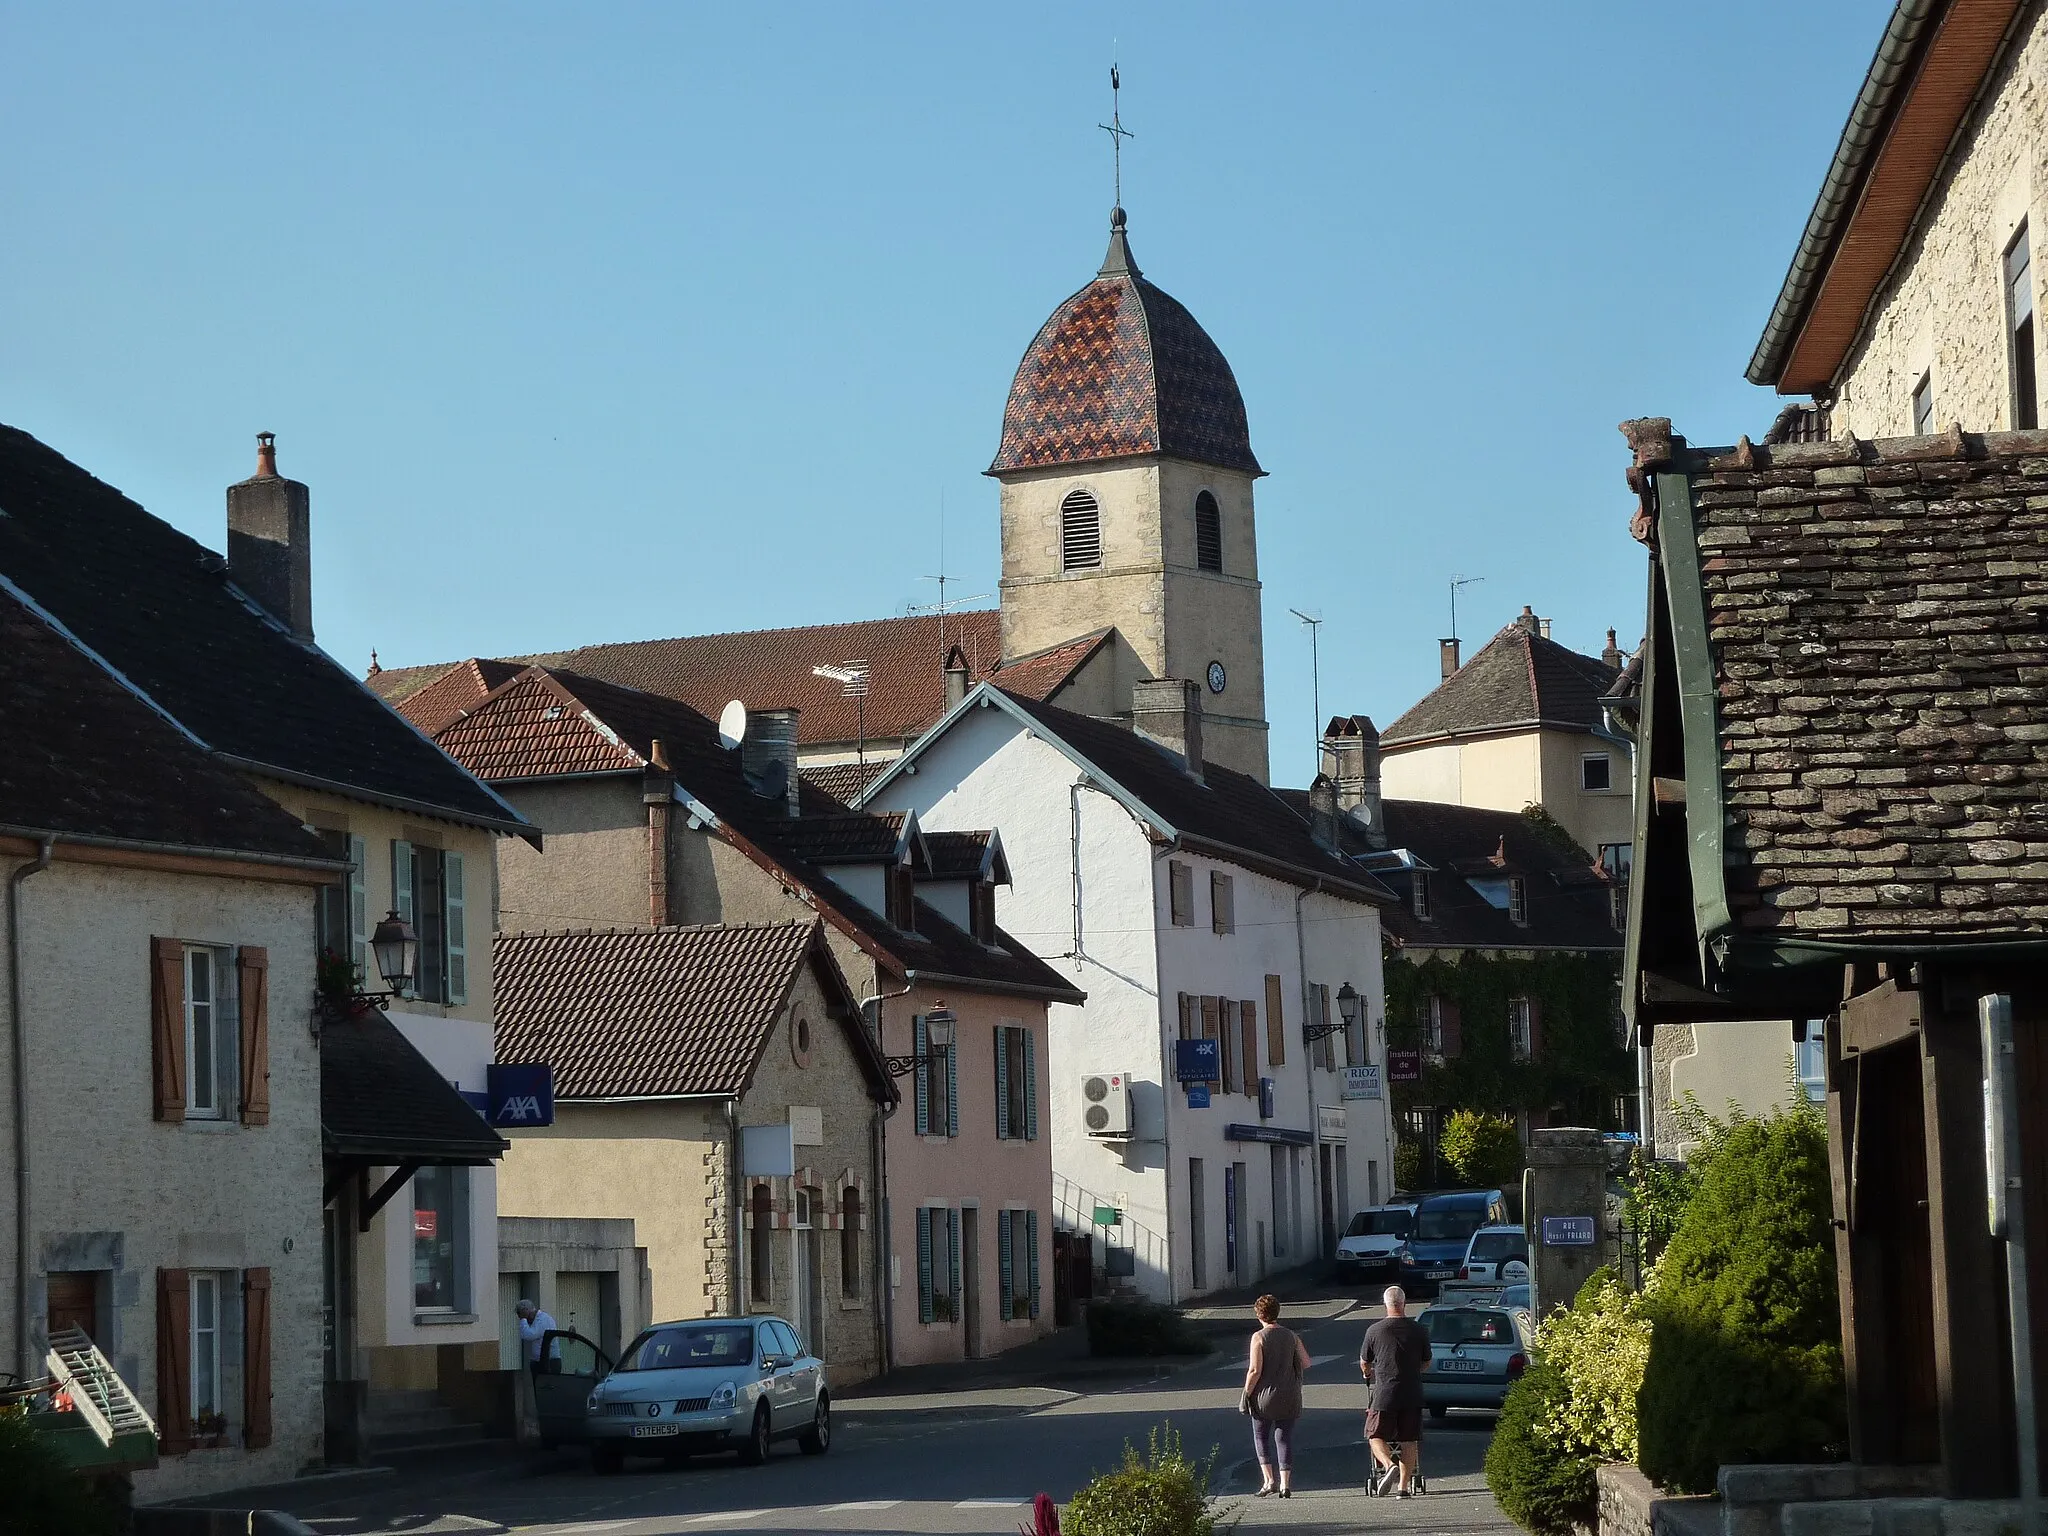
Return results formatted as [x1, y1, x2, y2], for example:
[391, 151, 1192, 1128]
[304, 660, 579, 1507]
[1061, 489, 1102, 571]
[1509, 876, 1528, 926]
[886, 863, 916, 929]
[1195, 490, 1222, 572]
[1412, 873, 1431, 920]
[970, 880, 997, 944]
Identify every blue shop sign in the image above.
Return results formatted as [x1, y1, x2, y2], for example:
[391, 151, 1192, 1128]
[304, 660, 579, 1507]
[1186, 1082, 1211, 1109]
[1174, 1038, 1219, 1082]
[1258, 1076, 1276, 1120]
[487, 1063, 556, 1127]
[1541, 1215, 1597, 1247]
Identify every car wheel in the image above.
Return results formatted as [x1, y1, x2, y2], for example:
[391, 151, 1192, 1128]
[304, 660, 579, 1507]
[1429, 1405, 1450, 1423]
[591, 1443, 625, 1476]
[799, 1395, 831, 1455]
[739, 1403, 772, 1466]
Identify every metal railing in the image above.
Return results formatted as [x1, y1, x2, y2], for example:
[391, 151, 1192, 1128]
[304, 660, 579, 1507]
[1053, 1172, 1172, 1288]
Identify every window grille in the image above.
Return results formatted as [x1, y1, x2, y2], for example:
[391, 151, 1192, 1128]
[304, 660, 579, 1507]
[1060, 489, 1102, 570]
[1195, 490, 1222, 572]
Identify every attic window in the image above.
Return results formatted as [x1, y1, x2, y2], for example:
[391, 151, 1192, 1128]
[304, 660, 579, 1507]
[970, 880, 997, 944]
[1061, 489, 1102, 571]
[886, 864, 916, 929]
[1581, 754, 1611, 792]
[1195, 490, 1222, 573]
[1411, 873, 1431, 921]
[1509, 877, 1528, 926]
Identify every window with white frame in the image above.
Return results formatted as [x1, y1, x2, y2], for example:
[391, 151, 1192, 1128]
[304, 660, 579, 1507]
[913, 1014, 956, 1138]
[1509, 997, 1533, 1061]
[1060, 489, 1102, 570]
[2009, 225, 2038, 431]
[1912, 370, 1935, 436]
[995, 1024, 1036, 1140]
[190, 1271, 224, 1430]
[184, 946, 228, 1119]
[1508, 876, 1529, 926]
[392, 841, 468, 1006]
[1581, 753, 1612, 792]
[1424, 995, 1444, 1060]
[1796, 1030, 1827, 1103]
[1411, 872, 1431, 920]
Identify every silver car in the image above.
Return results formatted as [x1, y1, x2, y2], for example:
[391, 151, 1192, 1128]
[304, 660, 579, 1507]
[1420, 1304, 1535, 1419]
[581, 1316, 829, 1472]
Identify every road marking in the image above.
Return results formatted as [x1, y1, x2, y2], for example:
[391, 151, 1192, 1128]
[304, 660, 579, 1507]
[685, 1513, 767, 1525]
[536, 1525, 637, 1534]
[955, 1499, 1028, 1508]
[823, 1502, 900, 1512]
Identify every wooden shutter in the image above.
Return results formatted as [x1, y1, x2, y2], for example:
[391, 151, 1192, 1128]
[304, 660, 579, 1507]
[1264, 974, 1285, 1066]
[237, 948, 270, 1126]
[1169, 862, 1192, 926]
[1317, 985, 1335, 1071]
[1239, 1004, 1258, 1098]
[156, 1268, 192, 1453]
[1219, 1000, 1237, 1094]
[1023, 1031, 1038, 1140]
[151, 937, 187, 1123]
[1199, 996, 1220, 1088]
[913, 1015, 930, 1135]
[994, 1026, 1011, 1140]
[347, 834, 368, 978]
[947, 1209, 962, 1317]
[391, 840, 414, 923]
[916, 1208, 934, 1323]
[1443, 999, 1463, 1058]
[1528, 997, 1544, 1060]
[444, 850, 467, 1005]
[1211, 872, 1234, 934]
[1176, 992, 1191, 1039]
[1027, 1210, 1041, 1320]
[946, 1028, 959, 1138]
[998, 1212, 1015, 1319]
[242, 1268, 273, 1448]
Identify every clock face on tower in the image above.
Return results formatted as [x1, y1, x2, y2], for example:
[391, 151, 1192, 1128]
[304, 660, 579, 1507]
[1206, 661, 1227, 695]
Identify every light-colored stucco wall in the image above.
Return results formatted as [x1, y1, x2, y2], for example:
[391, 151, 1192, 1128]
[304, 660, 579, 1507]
[1833, 13, 2048, 437]
[1381, 729, 1633, 856]
[1664, 1020, 1806, 1156]
[1535, 729, 1635, 855]
[497, 778, 649, 931]
[0, 854, 325, 1501]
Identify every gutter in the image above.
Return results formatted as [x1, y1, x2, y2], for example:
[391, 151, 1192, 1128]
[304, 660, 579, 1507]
[0, 822, 350, 877]
[9, 836, 54, 1379]
[215, 755, 538, 842]
[903, 969, 1085, 1006]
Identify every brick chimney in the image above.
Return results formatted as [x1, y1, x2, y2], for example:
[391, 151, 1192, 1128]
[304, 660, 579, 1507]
[1601, 629, 1623, 670]
[1517, 605, 1541, 637]
[1132, 678, 1203, 779]
[227, 432, 313, 641]
[944, 644, 971, 711]
[1439, 639, 1461, 680]
[1320, 716, 1385, 849]
[742, 707, 802, 817]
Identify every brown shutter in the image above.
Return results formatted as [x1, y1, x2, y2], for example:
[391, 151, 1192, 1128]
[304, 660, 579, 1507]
[1200, 996, 1220, 1088]
[1443, 1000, 1463, 1058]
[1240, 1004, 1258, 1096]
[1219, 1001, 1238, 1094]
[1177, 992, 1192, 1040]
[1264, 974, 1285, 1065]
[243, 1268, 273, 1448]
[237, 947, 270, 1127]
[1528, 997, 1544, 1060]
[151, 937, 186, 1122]
[156, 1268, 192, 1453]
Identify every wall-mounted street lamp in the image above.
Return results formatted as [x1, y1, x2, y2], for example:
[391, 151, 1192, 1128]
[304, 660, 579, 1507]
[1304, 982, 1361, 1045]
[318, 909, 420, 1025]
[885, 1008, 954, 1078]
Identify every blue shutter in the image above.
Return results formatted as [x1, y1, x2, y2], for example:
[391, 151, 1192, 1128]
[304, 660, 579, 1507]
[948, 1209, 962, 1322]
[913, 1014, 929, 1136]
[444, 850, 467, 1005]
[998, 1211, 1015, 1319]
[1027, 1210, 1041, 1320]
[1024, 1031, 1038, 1141]
[916, 1207, 933, 1323]
[946, 1028, 959, 1138]
[994, 1027, 1010, 1141]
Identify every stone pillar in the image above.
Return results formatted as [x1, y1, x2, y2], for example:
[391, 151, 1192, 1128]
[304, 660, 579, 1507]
[1526, 1127, 1608, 1313]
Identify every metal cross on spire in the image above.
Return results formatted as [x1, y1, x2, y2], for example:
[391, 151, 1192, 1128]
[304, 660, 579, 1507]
[1099, 63, 1134, 208]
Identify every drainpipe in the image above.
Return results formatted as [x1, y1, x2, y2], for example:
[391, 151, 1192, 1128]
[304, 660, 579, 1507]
[1069, 781, 1087, 970]
[858, 979, 912, 1374]
[726, 1098, 743, 1316]
[1294, 878, 1328, 1266]
[9, 836, 55, 1378]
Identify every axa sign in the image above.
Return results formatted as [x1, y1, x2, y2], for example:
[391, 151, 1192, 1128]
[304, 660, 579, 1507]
[486, 1063, 555, 1127]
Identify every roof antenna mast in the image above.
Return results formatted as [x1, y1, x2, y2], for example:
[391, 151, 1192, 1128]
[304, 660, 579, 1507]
[1450, 575, 1485, 643]
[1099, 58, 1134, 210]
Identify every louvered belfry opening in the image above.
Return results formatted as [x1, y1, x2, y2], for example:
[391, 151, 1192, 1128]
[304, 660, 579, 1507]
[1195, 489, 1222, 572]
[1060, 489, 1102, 570]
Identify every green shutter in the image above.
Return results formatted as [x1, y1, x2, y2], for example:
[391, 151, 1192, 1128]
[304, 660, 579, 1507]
[1024, 1031, 1038, 1141]
[1026, 1210, 1040, 1320]
[948, 1209, 961, 1320]
[444, 850, 467, 1005]
[998, 1211, 1015, 1319]
[347, 835, 367, 981]
[913, 1015, 929, 1136]
[916, 1207, 933, 1323]
[946, 1028, 959, 1138]
[994, 1026, 1011, 1141]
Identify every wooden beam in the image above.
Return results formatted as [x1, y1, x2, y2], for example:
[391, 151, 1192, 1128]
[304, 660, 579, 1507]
[1842, 978, 1924, 1056]
[358, 1162, 422, 1235]
[1651, 777, 1688, 809]
[1827, 1031, 1892, 1460]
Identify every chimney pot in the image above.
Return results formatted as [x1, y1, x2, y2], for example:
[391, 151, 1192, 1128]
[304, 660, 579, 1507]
[255, 431, 278, 478]
[1539, 617, 1552, 641]
[1439, 638, 1461, 680]
[944, 645, 970, 711]
[227, 433, 314, 641]
[1518, 605, 1540, 636]
[1131, 678, 1204, 779]
[1601, 628, 1623, 670]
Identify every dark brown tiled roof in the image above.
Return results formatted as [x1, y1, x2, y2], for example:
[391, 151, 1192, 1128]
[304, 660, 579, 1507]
[779, 812, 909, 866]
[0, 591, 336, 863]
[0, 425, 527, 834]
[1638, 425, 2048, 942]
[494, 921, 893, 1101]
[801, 761, 887, 808]
[923, 830, 997, 880]
[989, 216, 1260, 477]
[322, 1009, 507, 1163]
[1383, 622, 1621, 747]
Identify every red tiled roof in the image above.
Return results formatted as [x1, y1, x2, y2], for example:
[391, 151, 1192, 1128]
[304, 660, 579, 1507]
[993, 628, 1114, 704]
[989, 214, 1260, 477]
[434, 668, 641, 781]
[801, 761, 887, 807]
[388, 658, 524, 734]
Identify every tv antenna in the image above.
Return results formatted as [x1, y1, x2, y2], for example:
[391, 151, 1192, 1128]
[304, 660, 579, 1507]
[1290, 608, 1324, 763]
[908, 495, 990, 651]
[1100, 61, 1134, 208]
[812, 661, 872, 774]
[1450, 575, 1485, 642]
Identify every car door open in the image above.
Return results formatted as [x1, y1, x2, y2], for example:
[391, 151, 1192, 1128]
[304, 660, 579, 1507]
[534, 1329, 612, 1447]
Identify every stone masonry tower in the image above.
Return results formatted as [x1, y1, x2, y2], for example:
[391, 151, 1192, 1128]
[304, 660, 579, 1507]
[988, 207, 1271, 782]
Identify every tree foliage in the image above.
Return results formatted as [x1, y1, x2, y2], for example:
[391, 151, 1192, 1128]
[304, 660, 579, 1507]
[1440, 1110, 1524, 1188]
[0, 1409, 125, 1536]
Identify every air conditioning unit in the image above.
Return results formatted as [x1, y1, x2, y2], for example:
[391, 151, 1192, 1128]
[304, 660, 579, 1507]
[1081, 1072, 1133, 1138]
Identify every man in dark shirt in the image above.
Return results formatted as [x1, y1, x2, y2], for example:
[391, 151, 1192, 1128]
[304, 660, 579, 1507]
[1359, 1285, 1432, 1497]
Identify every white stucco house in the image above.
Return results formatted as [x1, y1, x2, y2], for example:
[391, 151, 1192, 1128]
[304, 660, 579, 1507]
[862, 677, 1397, 1303]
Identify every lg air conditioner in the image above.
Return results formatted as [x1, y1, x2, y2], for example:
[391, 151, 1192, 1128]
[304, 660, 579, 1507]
[1081, 1072, 1133, 1137]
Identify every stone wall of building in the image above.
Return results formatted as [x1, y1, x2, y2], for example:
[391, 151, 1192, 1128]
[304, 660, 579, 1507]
[1833, 14, 2048, 438]
[496, 778, 649, 931]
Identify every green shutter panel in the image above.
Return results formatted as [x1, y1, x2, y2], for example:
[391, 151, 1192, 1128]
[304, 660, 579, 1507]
[994, 1026, 1010, 1141]
[913, 1014, 929, 1136]
[998, 1212, 1015, 1319]
[391, 840, 414, 925]
[1024, 1032, 1038, 1141]
[948, 1209, 961, 1320]
[1027, 1210, 1040, 1320]
[444, 850, 467, 1005]
[347, 835, 368, 981]
[916, 1207, 933, 1323]
[946, 1028, 959, 1138]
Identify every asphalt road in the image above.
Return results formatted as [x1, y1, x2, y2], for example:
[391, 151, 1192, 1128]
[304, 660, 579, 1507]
[245, 1305, 1518, 1535]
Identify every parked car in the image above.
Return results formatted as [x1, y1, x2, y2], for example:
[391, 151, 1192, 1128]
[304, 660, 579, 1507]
[1333, 1204, 1416, 1283]
[1496, 1283, 1532, 1312]
[1419, 1304, 1534, 1418]
[566, 1316, 830, 1473]
[1397, 1189, 1509, 1296]
[1438, 1224, 1530, 1301]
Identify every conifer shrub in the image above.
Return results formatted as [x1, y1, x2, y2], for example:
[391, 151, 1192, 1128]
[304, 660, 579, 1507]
[1062, 1423, 1220, 1536]
[1485, 1357, 1596, 1534]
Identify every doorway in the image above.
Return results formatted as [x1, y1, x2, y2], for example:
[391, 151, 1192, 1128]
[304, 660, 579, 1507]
[1318, 1144, 1336, 1257]
[1232, 1162, 1249, 1280]
[792, 1187, 824, 1352]
[1188, 1159, 1207, 1293]
[47, 1272, 99, 1342]
[962, 1208, 983, 1357]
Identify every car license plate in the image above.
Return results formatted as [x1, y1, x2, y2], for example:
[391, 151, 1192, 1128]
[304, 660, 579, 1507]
[631, 1423, 684, 1438]
[1428, 1269, 1455, 1280]
[1437, 1358, 1487, 1374]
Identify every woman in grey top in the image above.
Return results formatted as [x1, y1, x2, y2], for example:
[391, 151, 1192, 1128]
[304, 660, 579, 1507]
[1242, 1293, 1311, 1497]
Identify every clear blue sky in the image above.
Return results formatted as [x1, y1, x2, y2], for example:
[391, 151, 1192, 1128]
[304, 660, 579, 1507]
[0, 2, 1878, 786]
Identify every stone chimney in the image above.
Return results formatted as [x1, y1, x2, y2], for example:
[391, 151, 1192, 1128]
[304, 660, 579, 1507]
[227, 432, 313, 641]
[1439, 639, 1461, 680]
[1320, 716, 1385, 849]
[1132, 678, 1203, 779]
[742, 707, 802, 818]
[944, 644, 971, 711]
[1601, 629, 1623, 670]
[1517, 605, 1541, 637]
[1307, 776, 1340, 853]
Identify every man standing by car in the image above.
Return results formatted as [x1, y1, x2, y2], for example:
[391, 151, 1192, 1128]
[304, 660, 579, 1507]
[1360, 1285, 1431, 1497]
[516, 1298, 561, 1371]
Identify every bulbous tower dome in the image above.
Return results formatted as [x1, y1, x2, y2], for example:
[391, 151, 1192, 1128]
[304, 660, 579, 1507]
[989, 208, 1261, 477]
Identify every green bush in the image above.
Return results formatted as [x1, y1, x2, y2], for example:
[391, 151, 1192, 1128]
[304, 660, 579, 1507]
[0, 1408, 125, 1536]
[1063, 1422, 1220, 1536]
[1485, 1358, 1597, 1534]
[1440, 1110, 1524, 1188]
[1086, 1299, 1211, 1358]
[1636, 1104, 1846, 1493]
[1393, 1138, 1423, 1193]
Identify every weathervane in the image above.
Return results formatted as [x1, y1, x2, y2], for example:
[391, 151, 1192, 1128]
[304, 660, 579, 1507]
[1099, 63, 1134, 207]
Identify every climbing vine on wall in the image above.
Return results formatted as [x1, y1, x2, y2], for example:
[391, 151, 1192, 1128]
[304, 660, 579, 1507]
[1383, 947, 1629, 1130]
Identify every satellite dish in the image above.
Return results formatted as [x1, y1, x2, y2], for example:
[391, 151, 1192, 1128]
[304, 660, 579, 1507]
[750, 757, 789, 803]
[718, 700, 748, 751]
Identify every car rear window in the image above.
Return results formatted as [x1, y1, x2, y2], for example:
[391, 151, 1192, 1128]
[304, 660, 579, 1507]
[1423, 1310, 1515, 1346]
[1346, 1210, 1413, 1237]
[1469, 1231, 1523, 1262]
[1414, 1202, 1485, 1242]
[616, 1325, 754, 1371]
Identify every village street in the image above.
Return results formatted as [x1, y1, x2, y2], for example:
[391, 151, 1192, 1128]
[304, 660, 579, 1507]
[236, 1301, 1515, 1535]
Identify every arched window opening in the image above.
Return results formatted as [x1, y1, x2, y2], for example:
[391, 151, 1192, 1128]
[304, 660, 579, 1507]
[840, 1188, 862, 1298]
[1060, 489, 1102, 570]
[1195, 490, 1223, 572]
[750, 1185, 773, 1302]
